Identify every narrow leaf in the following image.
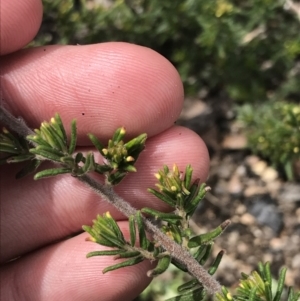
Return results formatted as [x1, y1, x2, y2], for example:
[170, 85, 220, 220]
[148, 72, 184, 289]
[147, 188, 176, 207]
[165, 287, 206, 301]
[178, 279, 199, 293]
[0, 144, 21, 154]
[102, 255, 144, 273]
[112, 127, 126, 143]
[53, 113, 67, 143]
[171, 259, 187, 273]
[208, 250, 224, 275]
[88, 133, 104, 155]
[16, 159, 41, 179]
[114, 251, 141, 259]
[124, 133, 147, 152]
[141, 207, 182, 224]
[136, 211, 148, 249]
[185, 183, 207, 215]
[87, 250, 126, 257]
[30, 146, 63, 162]
[147, 255, 171, 277]
[68, 119, 77, 154]
[34, 168, 71, 180]
[104, 212, 125, 242]
[129, 215, 136, 247]
[188, 220, 230, 248]
[6, 154, 34, 163]
[199, 243, 213, 266]
[273, 267, 287, 301]
[183, 164, 193, 190]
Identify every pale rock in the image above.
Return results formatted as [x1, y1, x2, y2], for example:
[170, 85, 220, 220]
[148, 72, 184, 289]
[251, 160, 268, 176]
[227, 173, 243, 195]
[279, 182, 300, 203]
[270, 237, 285, 250]
[240, 213, 256, 225]
[261, 166, 278, 182]
[244, 186, 268, 197]
[222, 134, 247, 149]
[245, 155, 260, 166]
[292, 253, 300, 269]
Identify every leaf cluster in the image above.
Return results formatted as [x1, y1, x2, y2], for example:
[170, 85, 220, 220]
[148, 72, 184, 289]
[0, 113, 146, 184]
[84, 163, 229, 300]
[238, 101, 300, 180]
[216, 262, 300, 301]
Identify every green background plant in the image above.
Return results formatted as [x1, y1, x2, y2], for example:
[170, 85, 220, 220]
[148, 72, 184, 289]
[238, 101, 300, 181]
[32, 0, 300, 102]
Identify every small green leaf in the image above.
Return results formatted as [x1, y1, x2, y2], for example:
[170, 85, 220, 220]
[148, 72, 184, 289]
[104, 212, 125, 242]
[44, 121, 67, 152]
[188, 220, 230, 248]
[16, 159, 41, 179]
[208, 250, 224, 275]
[185, 183, 207, 216]
[81, 153, 95, 173]
[68, 119, 77, 154]
[129, 215, 136, 247]
[27, 134, 52, 148]
[52, 114, 67, 144]
[123, 164, 137, 172]
[136, 211, 148, 249]
[165, 287, 206, 301]
[141, 207, 182, 224]
[102, 255, 144, 273]
[34, 167, 71, 179]
[112, 127, 126, 143]
[0, 144, 21, 154]
[114, 251, 141, 259]
[178, 279, 199, 293]
[6, 154, 35, 163]
[273, 267, 287, 301]
[198, 243, 213, 266]
[88, 133, 104, 155]
[171, 259, 188, 273]
[194, 245, 207, 262]
[86, 250, 126, 257]
[147, 188, 176, 207]
[124, 133, 147, 152]
[30, 146, 63, 162]
[169, 224, 183, 244]
[183, 164, 193, 190]
[147, 255, 171, 277]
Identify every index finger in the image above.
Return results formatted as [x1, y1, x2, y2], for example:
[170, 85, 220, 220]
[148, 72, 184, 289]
[0, 0, 43, 55]
[1, 42, 184, 144]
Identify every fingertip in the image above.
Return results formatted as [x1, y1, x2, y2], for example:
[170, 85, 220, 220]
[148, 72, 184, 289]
[1, 0, 43, 55]
[2, 43, 184, 141]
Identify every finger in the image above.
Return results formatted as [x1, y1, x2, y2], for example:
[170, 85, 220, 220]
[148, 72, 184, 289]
[1, 224, 153, 301]
[1, 42, 184, 143]
[0, 0, 43, 55]
[1, 126, 209, 263]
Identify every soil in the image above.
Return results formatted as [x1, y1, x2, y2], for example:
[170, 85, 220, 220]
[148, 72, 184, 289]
[178, 97, 300, 290]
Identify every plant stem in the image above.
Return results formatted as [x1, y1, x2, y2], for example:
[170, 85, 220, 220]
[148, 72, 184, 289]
[0, 105, 222, 294]
[79, 174, 221, 293]
[0, 106, 35, 137]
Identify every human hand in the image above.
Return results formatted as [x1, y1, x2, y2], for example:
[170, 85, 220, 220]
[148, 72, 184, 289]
[0, 0, 210, 300]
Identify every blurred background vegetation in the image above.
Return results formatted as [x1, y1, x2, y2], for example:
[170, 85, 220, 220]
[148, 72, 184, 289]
[31, 0, 300, 177]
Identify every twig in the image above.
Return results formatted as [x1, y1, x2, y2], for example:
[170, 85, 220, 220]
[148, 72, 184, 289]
[0, 105, 221, 294]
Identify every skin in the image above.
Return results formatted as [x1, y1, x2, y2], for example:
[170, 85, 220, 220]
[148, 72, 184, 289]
[0, 0, 210, 300]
